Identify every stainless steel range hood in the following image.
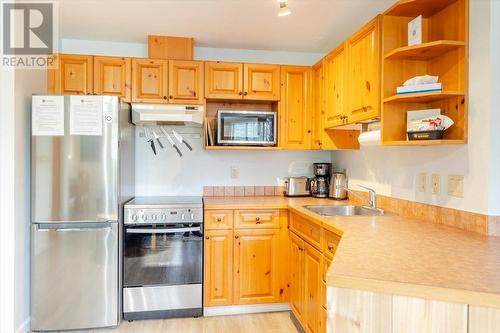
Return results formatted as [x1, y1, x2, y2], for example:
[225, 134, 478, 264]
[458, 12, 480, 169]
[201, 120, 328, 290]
[131, 104, 204, 126]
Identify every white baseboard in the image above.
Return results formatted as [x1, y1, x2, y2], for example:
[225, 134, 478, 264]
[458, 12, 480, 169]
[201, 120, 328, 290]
[15, 317, 30, 333]
[203, 303, 290, 317]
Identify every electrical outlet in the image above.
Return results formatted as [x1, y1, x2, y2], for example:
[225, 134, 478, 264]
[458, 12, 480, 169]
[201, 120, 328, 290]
[418, 173, 426, 192]
[230, 166, 239, 179]
[448, 175, 464, 198]
[431, 174, 440, 195]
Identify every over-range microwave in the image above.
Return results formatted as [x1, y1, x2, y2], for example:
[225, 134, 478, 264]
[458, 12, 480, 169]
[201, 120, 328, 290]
[217, 110, 277, 146]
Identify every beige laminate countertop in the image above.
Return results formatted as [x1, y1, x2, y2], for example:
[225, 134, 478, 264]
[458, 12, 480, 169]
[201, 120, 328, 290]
[204, 196, 500, 308]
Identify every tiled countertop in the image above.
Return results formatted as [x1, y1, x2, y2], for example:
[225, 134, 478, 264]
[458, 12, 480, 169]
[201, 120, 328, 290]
[203, 196, 500, 307]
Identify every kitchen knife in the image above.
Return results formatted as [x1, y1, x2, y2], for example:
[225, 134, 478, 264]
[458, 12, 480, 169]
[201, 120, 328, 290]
[172, 129, 193, 151]
[165, 131, 182, 157]
[145, 127, 157, 155]
[152, 129, 164, 149]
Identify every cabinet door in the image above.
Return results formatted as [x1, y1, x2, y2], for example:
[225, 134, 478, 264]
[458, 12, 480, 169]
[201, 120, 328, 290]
[48, 54, 93, 95]
[93, 56, 131, 101]
[324, 44, 346, 128]
[205, 62, 243, 99]
[289, 231, 305, 323]
[243, 64, 280, 101]
[233, 229, 280, 304]
[311, 61, 324, 150]
[204, 229, 233, 306]
[168, 60, 204, 104]
[304, 242, 323, 333]
[279, 66, 312, 149]
[346, 15, 381, 123]
[131, 58, 169, 103]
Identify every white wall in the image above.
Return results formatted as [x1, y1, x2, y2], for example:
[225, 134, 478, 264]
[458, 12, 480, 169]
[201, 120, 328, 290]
[332, 0, 494, 215]
[60, 38, 324, 65]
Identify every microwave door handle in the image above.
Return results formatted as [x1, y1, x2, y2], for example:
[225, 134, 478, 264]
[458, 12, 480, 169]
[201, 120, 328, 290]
[126, 227, 201, 234]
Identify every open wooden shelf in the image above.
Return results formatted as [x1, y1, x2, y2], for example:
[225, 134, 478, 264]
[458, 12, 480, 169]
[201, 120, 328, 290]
[384, 40, 465, 60]
[384, 91, 464, 103]
[204, 146, 281, 151]
[383, 139, 467, 146]
[384, 0, 458, 17]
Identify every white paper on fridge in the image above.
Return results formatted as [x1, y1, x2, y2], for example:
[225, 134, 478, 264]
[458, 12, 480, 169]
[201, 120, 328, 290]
[69, 96, 103, 136]
[408, 15, 423, 46]
[32, 95, 65, 136]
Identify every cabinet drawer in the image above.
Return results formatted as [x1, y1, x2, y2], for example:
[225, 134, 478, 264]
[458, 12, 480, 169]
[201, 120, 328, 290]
[234, 209, 279, 229]
[290, 213, 322, 250]
[205, 210, 233, 230]
[323, 230, 341, 259]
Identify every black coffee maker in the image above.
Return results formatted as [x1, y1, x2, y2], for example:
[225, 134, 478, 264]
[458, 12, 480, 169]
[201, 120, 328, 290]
[310, 163, 331, 198]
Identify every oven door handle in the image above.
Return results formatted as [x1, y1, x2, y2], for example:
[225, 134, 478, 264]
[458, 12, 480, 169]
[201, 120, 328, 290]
[126, 227, 201, 234]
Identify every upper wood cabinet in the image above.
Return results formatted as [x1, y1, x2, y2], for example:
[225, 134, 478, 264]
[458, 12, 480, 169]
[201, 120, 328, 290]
[131, 58, 169, 103]
[48, 54, 93, 95]
[243, 63, 280, 101]
[311, 61, 324, 150]
[205, 62, 280, 101]
[205, 62, 244, 99]
[346, 15, 381, 123]
[233, 229, 280, 305]
[324, 44, 347, 128]
[93, 56, 131, 102]
[279, 65, 312, 149]
[168, 60, 204, 104]
[204, 229, 233, 306]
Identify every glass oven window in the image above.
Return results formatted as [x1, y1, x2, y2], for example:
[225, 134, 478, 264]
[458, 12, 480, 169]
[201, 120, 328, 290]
[219, 111, 276, 144]
[124, 223, 202, 287]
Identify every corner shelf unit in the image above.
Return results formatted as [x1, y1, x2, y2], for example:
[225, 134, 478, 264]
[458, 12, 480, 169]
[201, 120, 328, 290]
[380, 0, 468, 146]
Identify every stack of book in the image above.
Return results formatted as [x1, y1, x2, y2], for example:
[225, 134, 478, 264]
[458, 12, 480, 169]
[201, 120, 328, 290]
[396, 82, 442, 95]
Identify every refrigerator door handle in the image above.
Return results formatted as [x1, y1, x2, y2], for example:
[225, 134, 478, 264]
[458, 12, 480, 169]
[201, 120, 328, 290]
[36, 222, 116, 231]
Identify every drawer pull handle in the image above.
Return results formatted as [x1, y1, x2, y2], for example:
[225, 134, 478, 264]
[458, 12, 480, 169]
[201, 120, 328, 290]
[255, 217, 261, 223]
[327, 245, 334, 251]
[216, 217, 222, 222]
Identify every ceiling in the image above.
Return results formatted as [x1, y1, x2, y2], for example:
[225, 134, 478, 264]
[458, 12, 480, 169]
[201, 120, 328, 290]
[58, 0, 394, 53]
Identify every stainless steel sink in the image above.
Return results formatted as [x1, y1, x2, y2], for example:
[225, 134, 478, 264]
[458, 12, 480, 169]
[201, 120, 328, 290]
[304, 205, 384, 216]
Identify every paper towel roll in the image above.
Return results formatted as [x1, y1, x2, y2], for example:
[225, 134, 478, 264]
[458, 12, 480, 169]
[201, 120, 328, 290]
[358, 130, 381, 146]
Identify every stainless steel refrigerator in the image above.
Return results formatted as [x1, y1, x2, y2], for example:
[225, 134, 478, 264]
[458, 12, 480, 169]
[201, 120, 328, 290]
[31, 95, 135, 331]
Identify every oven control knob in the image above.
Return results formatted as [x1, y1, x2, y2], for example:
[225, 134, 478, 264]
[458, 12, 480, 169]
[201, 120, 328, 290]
[181, 213, 185, 220]
[142, 215, 147, 221]
[190, 213, 195, 220]
[152, 214, 157, 221]
[131, 215, 137, 222]
[162, 214, 166, 220]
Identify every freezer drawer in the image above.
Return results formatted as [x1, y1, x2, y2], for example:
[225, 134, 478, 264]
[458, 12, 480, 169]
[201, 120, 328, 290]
[31, 222, 118, 331]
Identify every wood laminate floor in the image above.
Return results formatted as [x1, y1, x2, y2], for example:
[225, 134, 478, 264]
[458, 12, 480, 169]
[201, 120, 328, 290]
[72, 312, 298, 333]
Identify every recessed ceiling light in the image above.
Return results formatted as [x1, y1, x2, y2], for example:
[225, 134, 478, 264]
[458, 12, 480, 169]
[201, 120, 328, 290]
[278, 1, 291, 17]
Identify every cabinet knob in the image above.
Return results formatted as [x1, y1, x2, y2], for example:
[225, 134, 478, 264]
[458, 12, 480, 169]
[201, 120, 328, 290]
[366, 81, 371, 91]
[235, 235, 239, 239]
[327, 245, 334, 251]
[169, 95, 173, 99]
[244, 92, 248, 96]
[255, 217, 260, 222]
[238, 91, 243, 96]
[206, 236, 210, 240]
[216, 217, 222, 222]
[163, 96, 167, 100]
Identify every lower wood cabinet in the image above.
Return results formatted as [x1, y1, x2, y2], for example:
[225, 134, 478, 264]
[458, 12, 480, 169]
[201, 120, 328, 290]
[204, 209, 286, 307]
[233, 229, 280, 304]
[204, 229, 233, 306]
[290, 232, 305, 322]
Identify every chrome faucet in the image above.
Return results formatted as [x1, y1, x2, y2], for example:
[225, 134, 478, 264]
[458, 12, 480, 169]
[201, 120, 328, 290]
[343, 185, 382, 213]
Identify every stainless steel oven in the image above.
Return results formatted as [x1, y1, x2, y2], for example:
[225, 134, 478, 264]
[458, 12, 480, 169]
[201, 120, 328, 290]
[217, 110, 277, 146]
[123, 197, 203, 320]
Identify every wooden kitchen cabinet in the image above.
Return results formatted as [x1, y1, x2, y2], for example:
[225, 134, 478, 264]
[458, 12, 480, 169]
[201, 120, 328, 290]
[243, 63, 280, 101]
[289, 231, 305, 323]
[304, 241, 323, 333]
[204, 229, 233, 306]
[131, 58, 169, 103]
[324, 44, 347, 128]
[205, 61, 244, 99]
[346, 15, 381, 123]
[205, 210, 234, 230]
[168, 60, 204, 104]
[48, 54, 93, 95]
[233, 229, 280, 304]
[311, 61, 324, 150]
[93, 56, 131, 101]
[279, 66, 312, 149]
[234, 209, 280, 229]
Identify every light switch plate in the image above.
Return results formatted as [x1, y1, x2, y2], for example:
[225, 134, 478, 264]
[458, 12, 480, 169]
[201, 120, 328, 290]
[448, 175, 464, 197]
[431, 174, 440, 195]
[230, 166, 239, 179]
[418, 173, 426, 192]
